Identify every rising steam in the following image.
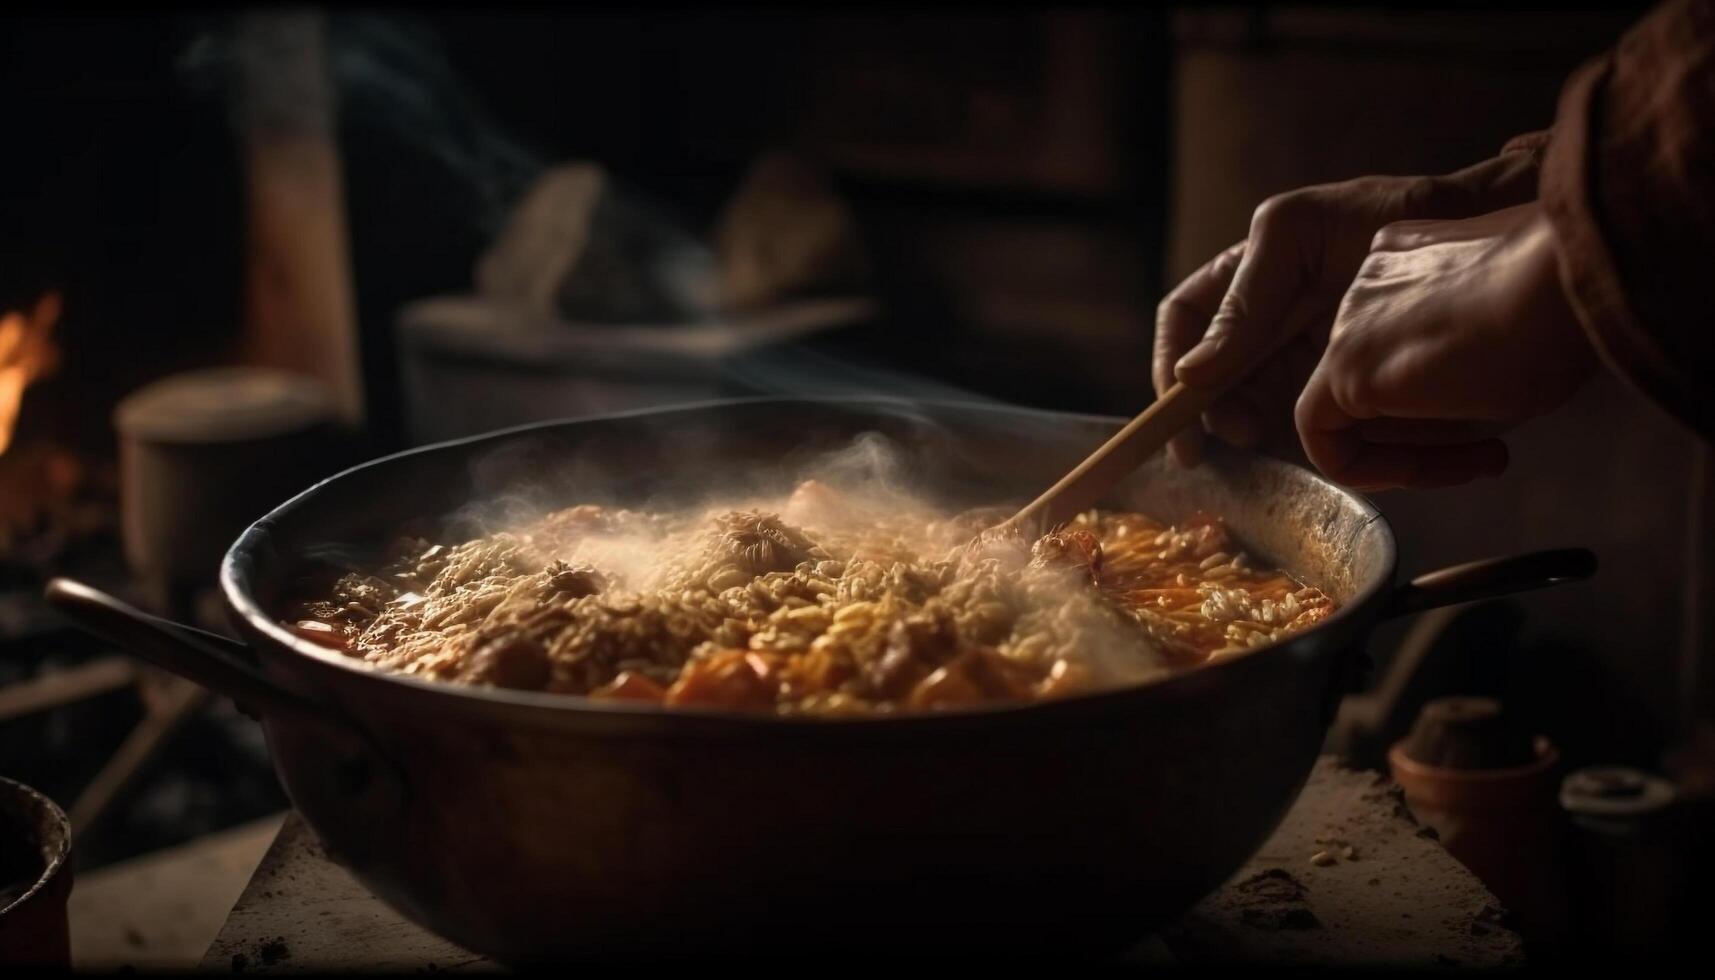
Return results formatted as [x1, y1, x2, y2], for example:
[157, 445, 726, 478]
[181, 11, 541, 236]
[424, 426, 1169, 691]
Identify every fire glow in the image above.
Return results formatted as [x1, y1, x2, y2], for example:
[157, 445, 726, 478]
[0, 291, 61, 456]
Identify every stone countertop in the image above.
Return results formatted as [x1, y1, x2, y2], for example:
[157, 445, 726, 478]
[200, 757, 1522, 971]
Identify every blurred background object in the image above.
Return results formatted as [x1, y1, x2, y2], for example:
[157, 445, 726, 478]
[114, 368, 341, 600]
[1558, 766, 1682, 953]
[227, 10, 366, 427]
[398, 150, 877, 441]
[3, 2, 1707, 967]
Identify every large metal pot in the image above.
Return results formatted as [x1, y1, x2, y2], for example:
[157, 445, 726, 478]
[45, 398, 1594, 961]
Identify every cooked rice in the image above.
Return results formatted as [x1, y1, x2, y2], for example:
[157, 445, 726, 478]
[281, 481, 1334, 715]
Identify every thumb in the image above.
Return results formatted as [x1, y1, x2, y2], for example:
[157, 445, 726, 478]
[1176, 198, 1313, 388]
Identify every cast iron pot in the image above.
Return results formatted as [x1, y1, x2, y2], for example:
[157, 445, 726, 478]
[45, 398, 1594, 961]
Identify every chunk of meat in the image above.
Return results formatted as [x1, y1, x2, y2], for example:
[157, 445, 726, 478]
[460, 634, 551, 690]
[711, 512, 823, 575]
[1028, 529, 1103, 583]
[540, 560, 608, 600]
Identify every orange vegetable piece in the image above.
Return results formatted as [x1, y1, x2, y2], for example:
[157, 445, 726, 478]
[665, 649, 779, 711]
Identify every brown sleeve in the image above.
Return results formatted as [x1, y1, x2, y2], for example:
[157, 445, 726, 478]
[1539, 0, 1715, 440]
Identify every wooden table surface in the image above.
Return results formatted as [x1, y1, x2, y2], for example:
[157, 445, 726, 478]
[200, 757, 1523, 970]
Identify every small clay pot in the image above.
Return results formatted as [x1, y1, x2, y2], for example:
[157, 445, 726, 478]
[1389, 698, 1567, 940]
[0, 777, 73, 968]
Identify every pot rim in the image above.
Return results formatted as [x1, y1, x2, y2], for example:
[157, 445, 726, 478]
[219, 395, 1397, 731]
[0, 776, 72, 920]
[1387, 737, 1561, 784]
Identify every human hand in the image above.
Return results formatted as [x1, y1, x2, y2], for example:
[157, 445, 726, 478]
[1294, 203, 1595, 491]
[1153, 151, 1543, 466]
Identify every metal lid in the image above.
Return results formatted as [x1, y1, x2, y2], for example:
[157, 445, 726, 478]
[1559, 766, 1677, 819]
[114, 367, 336, 445]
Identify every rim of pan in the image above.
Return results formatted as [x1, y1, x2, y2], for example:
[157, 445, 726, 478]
[220, 395, 1396, 731]
[0, 776, 71, 919]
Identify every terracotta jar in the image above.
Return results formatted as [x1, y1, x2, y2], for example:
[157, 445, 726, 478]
[1388, 697, 1567, 940]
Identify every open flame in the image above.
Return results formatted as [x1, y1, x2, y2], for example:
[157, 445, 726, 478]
[0, 291, 61, 456]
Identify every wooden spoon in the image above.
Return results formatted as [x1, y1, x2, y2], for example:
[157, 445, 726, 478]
[1001, 380, 1225, 536]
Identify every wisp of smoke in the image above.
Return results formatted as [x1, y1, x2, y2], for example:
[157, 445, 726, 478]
[180, 11, 541, 235]
[324, 13, 543, 236]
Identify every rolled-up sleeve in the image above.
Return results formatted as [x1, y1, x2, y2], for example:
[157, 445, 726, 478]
[1540, 0, 1715, 440]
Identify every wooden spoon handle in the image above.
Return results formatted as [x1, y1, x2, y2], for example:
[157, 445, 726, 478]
[1004, 381, 1223, 535]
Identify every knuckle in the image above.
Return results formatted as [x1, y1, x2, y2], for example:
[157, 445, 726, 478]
[1353, 248, 1394, 282]
[1324, 317, 1365, 358]
[1154, 296, 1203, 350]
[1368, 220, 1432, 256]
[1292, 387, 1321, 433]
[1202, 309, 1244, 347]
[1250, 192, 1305, 233]
[1154, 294, 1183, 327]
[1151, 354, 1175, 392]
[1321, 337, 1378, 413]
[1212, 289, 1247, 325]
[1215, 239, 1247, 271]
[1332, 368, 1379, 418]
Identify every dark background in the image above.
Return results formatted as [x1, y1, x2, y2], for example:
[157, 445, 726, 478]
[0, 9, 1172, 451]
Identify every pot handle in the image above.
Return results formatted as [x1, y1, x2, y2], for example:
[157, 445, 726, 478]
[1379, 548, 1597, 620]
[45, 577, 411, 855]
[44, 577, 332, 724]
